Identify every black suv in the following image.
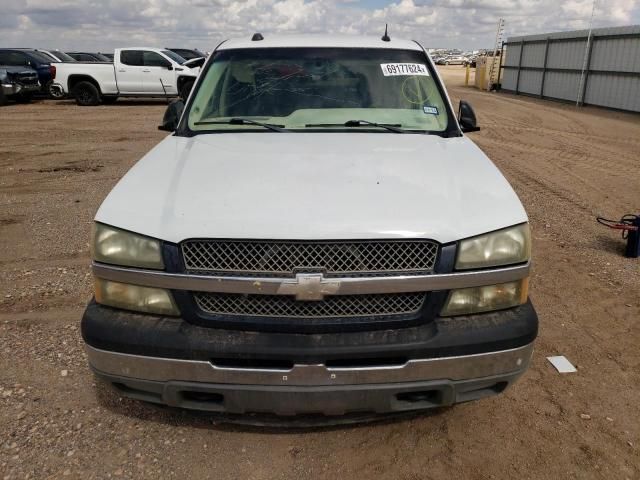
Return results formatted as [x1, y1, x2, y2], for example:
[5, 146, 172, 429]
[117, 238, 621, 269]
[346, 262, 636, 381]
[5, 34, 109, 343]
[0, 65, 40, 104]
[0, 49, 56, 95]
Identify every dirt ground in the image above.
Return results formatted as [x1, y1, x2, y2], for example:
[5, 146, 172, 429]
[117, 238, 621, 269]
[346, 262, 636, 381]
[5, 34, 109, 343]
[1, 66, 639, 480]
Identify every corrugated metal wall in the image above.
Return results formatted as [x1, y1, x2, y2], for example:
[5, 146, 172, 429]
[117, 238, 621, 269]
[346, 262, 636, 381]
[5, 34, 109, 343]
[501, 25, 640, 112]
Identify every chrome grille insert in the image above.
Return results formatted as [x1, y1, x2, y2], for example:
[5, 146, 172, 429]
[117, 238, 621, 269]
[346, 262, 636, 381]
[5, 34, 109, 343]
[182, 240, 438, 277]
[194, 292, 426, 318]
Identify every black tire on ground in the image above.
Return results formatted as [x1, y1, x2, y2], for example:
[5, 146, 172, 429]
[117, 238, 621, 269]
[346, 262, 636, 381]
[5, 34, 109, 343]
[101, 96, 118, 104]
[15, 93, 32, 103]
[73, 81, 101, 106]
[180, 81, 194, 101]
[0, 89, 7, 106]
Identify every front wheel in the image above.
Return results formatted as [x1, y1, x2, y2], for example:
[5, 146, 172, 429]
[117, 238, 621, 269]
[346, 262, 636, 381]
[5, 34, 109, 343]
[73, 81, 101, 106]
[180, 80, 194, 101]
[15, 93, 32, 103]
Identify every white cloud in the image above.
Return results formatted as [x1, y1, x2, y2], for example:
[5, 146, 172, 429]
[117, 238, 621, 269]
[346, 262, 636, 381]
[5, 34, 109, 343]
[0, 0, 638, 51]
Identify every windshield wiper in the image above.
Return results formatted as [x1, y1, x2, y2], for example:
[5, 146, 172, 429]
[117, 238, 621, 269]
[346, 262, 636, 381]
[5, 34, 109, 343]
[194, 118, 288, 132]
[306, 120, 410, 133]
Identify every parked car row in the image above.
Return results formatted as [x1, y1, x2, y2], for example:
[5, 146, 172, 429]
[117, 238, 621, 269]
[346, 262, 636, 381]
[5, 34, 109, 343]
[434, 54, 469, 66]
[0, 47, 207, 105]
[0, 49, 57, 97]
[431, 51, 500, 68]
[432, 54, 478, 67]
[50, 47, 204, 105]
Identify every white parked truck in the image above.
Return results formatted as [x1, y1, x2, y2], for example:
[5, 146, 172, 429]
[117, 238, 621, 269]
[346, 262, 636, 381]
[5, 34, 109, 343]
[83, 34, 537, 419]
[51, 47, 199, 105]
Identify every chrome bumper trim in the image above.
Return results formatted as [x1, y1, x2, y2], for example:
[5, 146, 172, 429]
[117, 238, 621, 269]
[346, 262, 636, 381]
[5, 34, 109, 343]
[92, 262, 530, 297]
[86, 343, 534, 386]
[2, 84, 23, 95]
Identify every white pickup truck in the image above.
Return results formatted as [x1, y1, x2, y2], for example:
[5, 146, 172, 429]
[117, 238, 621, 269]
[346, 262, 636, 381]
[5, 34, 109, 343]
[82, 34, 537, 420]
[52, 47, 199, 105]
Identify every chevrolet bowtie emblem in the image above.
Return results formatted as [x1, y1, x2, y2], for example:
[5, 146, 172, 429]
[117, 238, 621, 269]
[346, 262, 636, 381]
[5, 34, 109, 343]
[276, 273, 340, 301]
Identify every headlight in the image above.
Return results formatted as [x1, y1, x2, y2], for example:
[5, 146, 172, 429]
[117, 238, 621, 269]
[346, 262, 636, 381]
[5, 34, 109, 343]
[92, 223, 164, 269]
[95, 278, 180, 316]
[456, 223, 531, 270]
[441, 279, 529, 316]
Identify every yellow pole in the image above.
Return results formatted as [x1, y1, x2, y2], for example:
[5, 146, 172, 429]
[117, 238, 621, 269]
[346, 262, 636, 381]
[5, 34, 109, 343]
[465, 64, 470, 86]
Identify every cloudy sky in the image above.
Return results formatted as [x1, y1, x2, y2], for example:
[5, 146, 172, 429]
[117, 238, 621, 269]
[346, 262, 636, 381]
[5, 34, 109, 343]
[2, 0, 639, 51]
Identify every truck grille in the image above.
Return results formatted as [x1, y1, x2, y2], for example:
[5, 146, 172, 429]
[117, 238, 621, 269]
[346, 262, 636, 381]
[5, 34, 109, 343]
[193, 292, 426, 318]
[181, 240, 438, 277]
[9, 71, 38, 86]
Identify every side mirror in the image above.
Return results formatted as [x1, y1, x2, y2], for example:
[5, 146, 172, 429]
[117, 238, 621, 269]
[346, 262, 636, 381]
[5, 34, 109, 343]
[158, 99, 184, 132]
[458, 100, 480, 133]
[166, 64, 173, 70]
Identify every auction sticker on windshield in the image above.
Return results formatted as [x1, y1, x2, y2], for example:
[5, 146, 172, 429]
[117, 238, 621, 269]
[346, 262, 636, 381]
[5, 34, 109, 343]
[380, 63, 429, 76]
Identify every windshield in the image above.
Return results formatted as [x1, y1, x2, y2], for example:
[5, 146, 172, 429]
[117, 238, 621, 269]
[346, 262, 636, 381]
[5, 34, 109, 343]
[29, 51, 55, 64]
[161, 49, 187, 65]
[49, 51, 76, 62]
[186, 47, 449, 133]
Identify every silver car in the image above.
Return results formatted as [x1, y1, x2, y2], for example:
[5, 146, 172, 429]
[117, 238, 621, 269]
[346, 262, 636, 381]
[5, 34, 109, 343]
[436, 55, 468, 66]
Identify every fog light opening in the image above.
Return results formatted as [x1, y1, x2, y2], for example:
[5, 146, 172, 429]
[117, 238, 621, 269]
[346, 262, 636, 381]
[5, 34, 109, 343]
[396, 390, 441, 404]
[180, 391, 224, 405]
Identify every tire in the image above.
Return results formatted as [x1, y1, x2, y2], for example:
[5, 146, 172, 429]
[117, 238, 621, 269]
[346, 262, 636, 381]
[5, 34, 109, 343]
[73, 81, 101, 106]
[101, 96, 118, 104]
[180, 80, 194, 101]
[445, 61, 450, 65]
[15, 93, 32, 103]
[0, 89, 7, 107]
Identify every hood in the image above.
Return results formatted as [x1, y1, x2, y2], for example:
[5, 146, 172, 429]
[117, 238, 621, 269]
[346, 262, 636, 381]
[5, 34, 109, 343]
[95, 133, 527, 244]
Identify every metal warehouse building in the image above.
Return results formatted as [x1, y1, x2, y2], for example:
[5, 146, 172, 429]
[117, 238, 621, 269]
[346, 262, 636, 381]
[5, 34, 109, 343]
[501, 25, 640, 112]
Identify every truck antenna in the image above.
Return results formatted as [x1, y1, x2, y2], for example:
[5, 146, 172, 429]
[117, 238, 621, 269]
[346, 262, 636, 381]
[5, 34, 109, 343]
[381, 24, 390, 42]
[159, 78, 170, 105]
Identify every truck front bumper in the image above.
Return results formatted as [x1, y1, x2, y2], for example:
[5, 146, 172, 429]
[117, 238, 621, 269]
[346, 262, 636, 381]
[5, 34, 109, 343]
[48, 82, 66, 98]
[2, 82, 39, 96]
[82, 300, 537, 416]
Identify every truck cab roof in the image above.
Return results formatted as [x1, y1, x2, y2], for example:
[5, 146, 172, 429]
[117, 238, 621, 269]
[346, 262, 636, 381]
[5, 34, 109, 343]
[217, 34, 424, 51]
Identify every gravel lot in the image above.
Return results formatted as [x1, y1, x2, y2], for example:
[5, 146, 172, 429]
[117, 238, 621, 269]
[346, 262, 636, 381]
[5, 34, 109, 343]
[1, 66, 639, 480]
